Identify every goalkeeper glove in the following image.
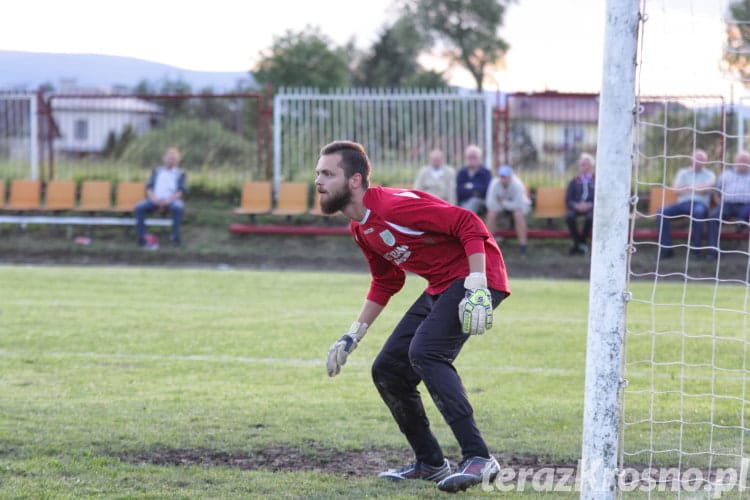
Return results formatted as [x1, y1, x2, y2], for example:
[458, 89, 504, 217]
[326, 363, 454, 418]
[458, 272, 493, 335]
[326, 321, 368, 377]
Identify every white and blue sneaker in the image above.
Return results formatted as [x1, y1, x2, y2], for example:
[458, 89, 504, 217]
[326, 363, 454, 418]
[437, 455, 500, 492]
[378, 459, 452, 482]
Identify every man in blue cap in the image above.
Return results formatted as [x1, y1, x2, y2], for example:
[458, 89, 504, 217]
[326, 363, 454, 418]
[485, 165, 531, 256]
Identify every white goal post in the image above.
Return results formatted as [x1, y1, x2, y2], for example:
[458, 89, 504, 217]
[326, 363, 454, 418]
[580, 0, 640, 498]
[584, 0, 750, 498]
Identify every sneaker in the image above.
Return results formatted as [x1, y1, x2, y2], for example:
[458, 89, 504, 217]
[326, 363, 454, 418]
[378, 459, 451, 482]
[436, 455, 500, 493]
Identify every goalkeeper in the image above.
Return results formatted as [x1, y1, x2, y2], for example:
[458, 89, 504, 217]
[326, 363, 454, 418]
[317, 141, 510, 493]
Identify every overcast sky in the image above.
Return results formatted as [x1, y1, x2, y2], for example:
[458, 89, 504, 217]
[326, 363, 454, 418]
[0, 0, 741, 97]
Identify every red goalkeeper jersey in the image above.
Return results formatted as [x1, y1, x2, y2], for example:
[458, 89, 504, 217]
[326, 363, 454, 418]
[350, 186, 510, 306]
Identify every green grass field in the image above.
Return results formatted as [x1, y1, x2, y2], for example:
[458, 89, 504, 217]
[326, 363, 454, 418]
[1, 266, 747, 498]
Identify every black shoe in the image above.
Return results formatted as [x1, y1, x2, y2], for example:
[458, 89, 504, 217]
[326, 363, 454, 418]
[569, 246, 584, 255]
[378, 459, 451, 482]
[437, 456, 500, 493]
[660, 249, 674, 259]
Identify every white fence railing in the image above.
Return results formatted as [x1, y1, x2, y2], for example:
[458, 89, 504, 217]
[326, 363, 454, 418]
[273, 88, 492, 189]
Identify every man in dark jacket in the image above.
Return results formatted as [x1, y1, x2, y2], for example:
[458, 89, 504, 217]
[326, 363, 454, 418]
[456, 145, 492, 215]
[565, 153, 595, 255]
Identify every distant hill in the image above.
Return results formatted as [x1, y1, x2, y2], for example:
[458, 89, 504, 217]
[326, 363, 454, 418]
[0, 51, 255, 92]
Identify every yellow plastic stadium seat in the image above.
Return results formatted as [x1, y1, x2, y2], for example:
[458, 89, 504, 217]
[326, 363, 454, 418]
[76, 180, 112, 211]
[5, 179, 41, 211]
[234, 181, 272, 215]
[112, 182, 146, 213]
[272, 182, 309, 216]
[533, 186, 567, 219]
[44, 180, 76, 211]
[648, 186, 678, 215]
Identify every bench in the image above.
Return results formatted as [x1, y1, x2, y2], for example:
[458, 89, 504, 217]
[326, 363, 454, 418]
[271, 182, 309, 217]
[0, 179, 171, 237]
[234, 181, 272, 218]
[235, 181, 341, 219]
[0, 215, 171, 238]
[533, 186, 567, 219]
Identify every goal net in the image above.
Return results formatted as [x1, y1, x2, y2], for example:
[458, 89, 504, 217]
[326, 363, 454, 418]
[619, 0, 750, 496]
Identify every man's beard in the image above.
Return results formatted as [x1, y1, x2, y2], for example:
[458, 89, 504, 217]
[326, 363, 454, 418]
[320, 185, 352, 214]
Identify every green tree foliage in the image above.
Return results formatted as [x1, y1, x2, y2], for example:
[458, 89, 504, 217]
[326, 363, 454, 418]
[130, 80, 256, 143]
[254, 26, 350, 90]
[132, 78, 194, 116]
[354, 16, 448, 88]
[103, 124, 135, 159]
[121, 118, 254, 169]
[409, 0, 512, 91]
[724, 0, 750, 83]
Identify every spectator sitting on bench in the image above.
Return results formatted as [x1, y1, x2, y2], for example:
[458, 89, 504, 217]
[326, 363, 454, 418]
[135, 147, 187, 247]
[413, 149, 456, 204]
[485, 165, 531, 256]
[456, 144, 492, 215]
[655, 149, 715, 259]
[565, 153, 596, 255]
[706, 150, 750, 260]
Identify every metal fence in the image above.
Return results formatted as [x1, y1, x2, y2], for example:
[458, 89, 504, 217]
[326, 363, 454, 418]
[2, 88, 735, 197]
[0, 92, 39, 180]
[1, 90, 272, 195]
[273, 88, 492, 188]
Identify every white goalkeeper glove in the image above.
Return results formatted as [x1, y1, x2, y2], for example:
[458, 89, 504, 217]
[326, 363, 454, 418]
[458, 272, 493, 335]
[326, 321, 368, 377]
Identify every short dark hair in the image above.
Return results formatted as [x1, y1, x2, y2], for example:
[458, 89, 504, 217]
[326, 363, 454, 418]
[319, 140, 371, 188]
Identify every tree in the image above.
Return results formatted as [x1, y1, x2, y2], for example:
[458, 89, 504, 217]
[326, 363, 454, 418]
[409, 0, 512, 91]
[354, 16, 448, 88]
[121, 118, 254, 169]
[724, 0, 750, 83]
[103, 124, 135, 159]
[254, 26, 350, 90]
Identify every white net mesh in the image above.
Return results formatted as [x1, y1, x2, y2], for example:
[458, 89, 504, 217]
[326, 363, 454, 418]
[621, 0, 750, 496]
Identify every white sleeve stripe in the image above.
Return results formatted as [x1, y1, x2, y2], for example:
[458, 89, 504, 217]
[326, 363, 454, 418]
[394, 191, 420, 199]
[385, 220, 424, 236]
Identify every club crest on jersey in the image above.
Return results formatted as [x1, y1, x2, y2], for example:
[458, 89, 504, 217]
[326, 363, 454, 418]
[379, 229, 396, 246]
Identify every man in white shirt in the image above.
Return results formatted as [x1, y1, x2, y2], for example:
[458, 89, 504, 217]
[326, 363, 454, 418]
[134, 147, 187, 247]
[706, 151, 750, 258]
[485, 165, 530, 255]
[655, 149, 715, 258]
[413, 149, 457, 204]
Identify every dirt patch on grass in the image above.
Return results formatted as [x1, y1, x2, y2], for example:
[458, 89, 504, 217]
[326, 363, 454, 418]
[113, 445, 569, 477]
[116, 446, 410, 477]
